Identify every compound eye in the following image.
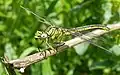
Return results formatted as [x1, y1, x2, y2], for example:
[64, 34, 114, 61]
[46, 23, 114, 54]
[41, 33, 48, 38]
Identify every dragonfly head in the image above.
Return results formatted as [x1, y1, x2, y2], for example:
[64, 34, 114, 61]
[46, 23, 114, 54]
[35, 31, 48, 39]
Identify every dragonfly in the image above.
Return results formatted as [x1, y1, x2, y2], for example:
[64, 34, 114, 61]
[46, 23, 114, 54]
[34, 25, 109, 48]
[20, 6, 112, 54]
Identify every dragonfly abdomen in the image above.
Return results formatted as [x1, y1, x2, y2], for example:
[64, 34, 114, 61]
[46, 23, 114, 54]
[68, 25, 109, 34]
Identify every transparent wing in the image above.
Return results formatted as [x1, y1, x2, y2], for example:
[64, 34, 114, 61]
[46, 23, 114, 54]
[20, 5, 54, 27]
[73, 29, 120, 56]
[72, 31, 114, 55]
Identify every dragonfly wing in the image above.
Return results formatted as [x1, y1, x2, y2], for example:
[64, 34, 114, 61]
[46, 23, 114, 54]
[72, 32, 113, 54]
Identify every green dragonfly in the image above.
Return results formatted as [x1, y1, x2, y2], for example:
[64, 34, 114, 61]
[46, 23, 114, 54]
[20, 6, 111, 53]
[34, 25, 109, 49]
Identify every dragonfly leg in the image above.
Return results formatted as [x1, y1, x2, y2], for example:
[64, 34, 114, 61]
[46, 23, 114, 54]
[45, 38, 56, 50]
[37, 48, 42, 52]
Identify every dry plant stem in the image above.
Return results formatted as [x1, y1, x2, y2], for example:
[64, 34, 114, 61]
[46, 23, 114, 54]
[6, 24, 120, 69]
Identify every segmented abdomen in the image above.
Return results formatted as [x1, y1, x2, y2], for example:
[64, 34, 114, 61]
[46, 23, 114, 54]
[68, 25, 109, 34]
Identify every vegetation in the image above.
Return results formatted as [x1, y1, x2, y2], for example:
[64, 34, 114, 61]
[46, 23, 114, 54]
[0, 0, 120, 75]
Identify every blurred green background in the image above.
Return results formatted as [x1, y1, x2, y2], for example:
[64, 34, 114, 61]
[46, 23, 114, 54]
[0, 0, 120, 75]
